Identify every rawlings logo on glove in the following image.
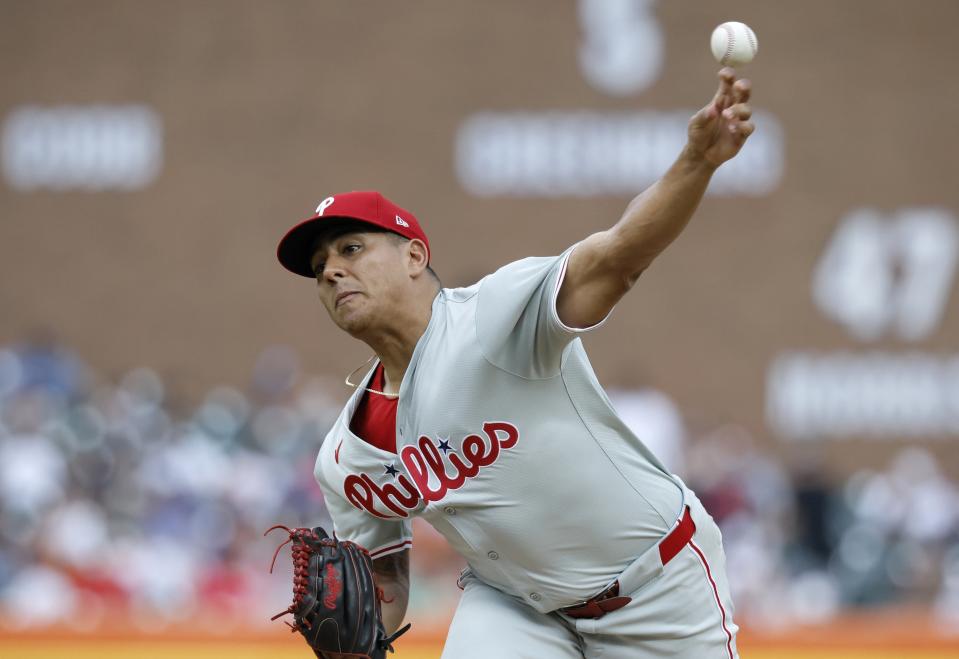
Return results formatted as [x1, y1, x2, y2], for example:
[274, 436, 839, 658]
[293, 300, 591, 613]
[323, 563, 341, 610]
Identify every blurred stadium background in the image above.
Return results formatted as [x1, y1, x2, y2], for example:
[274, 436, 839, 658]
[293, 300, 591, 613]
[2, 1, 958, 657]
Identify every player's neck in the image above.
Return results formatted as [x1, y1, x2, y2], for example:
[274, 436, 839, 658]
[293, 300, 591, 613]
[370, 341, 414, 396]
[361, 285, 439, 393]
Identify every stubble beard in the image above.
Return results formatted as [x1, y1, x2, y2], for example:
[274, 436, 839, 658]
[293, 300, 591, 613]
[330, 299, 375, 339]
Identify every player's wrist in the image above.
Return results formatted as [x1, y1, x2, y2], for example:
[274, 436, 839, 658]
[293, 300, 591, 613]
[677, 144, 720, 174]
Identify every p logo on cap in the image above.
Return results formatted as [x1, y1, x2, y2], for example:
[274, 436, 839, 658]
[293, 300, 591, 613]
[316, 196, 335, 215]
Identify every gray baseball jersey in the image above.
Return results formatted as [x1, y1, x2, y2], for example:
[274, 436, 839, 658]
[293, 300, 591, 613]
[313, 247, 738, 656]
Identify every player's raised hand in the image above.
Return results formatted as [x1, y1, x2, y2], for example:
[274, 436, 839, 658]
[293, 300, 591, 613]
[686, 68, 754, 168]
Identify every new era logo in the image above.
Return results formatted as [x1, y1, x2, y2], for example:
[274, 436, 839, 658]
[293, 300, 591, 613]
[395, 215, 410, 228]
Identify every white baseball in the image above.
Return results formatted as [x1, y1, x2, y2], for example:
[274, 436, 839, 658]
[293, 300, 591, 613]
[710, 21, 758, 67]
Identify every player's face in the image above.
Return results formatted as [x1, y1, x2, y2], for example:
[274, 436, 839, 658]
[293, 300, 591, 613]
[310, 231, 411, 335]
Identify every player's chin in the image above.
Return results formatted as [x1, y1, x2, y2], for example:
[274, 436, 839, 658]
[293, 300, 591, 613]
[331, 306, 372, 335]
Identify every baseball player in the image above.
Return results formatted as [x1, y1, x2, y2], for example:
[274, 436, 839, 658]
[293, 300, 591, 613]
[276, 69, 753, 658]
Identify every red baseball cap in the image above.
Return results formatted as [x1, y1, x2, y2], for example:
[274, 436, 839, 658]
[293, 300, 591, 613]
[277, 190, 430, 278]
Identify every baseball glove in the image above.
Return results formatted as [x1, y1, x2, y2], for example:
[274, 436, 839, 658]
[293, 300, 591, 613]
[266, 525, 411, 659]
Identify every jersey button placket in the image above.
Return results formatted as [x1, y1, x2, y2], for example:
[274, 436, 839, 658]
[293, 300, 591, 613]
[529, 592, 541, 602]
[486, 550, 499, 560]
[443, 506, 456, 515]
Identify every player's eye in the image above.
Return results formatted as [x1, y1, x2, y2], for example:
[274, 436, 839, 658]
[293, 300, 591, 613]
[343, 244, 361, 255]
[313, 263, 325, 277]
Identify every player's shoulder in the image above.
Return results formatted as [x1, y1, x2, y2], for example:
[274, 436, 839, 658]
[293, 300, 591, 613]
[481, 253, 568, 295]
[443, 280, 482, 304]
[442, 255, 551, 303]
[441, 253, 568, 314]
[491, 254, 562, 275]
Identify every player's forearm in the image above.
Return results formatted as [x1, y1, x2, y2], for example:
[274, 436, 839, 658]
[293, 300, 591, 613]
[373, 551, 411, 634]
[379, 583, 409, 634]
[607, 147, 717, 281]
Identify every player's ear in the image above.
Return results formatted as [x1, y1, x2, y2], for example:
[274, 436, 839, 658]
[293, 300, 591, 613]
[406, 238, 429, 276]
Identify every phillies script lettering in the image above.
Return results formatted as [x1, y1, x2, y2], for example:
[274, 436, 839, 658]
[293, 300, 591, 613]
[343, 421, 519, 518]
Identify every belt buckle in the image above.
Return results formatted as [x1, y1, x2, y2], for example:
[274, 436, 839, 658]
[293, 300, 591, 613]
[563, 597, 591, 612]
[569, 600, 607, 619]
[561, 581, 628, 619]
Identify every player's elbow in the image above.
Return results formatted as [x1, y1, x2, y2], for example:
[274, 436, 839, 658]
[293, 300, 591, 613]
[600, 249, 651, 295]
[593, 226, 655, 283]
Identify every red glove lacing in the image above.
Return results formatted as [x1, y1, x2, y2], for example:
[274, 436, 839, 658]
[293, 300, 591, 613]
[265, 525, 323, 630]
[265, 525, 392, 631]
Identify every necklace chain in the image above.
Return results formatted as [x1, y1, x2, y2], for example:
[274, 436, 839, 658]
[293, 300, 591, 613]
[344, 355, 399, 398]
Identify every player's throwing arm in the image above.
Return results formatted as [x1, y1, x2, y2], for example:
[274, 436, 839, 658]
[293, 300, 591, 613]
[557, 67, 754, 330]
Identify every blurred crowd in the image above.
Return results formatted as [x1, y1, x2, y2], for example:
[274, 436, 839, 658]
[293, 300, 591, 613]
[0, 335, 958, 634]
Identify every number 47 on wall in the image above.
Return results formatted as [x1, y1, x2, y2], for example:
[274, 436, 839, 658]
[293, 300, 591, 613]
[813, 208, 959, 343]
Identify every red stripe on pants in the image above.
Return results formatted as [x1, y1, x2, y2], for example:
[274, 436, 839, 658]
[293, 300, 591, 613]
[689, 540, 734, 659]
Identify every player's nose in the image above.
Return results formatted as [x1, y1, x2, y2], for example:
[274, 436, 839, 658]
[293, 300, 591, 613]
[320, 258, 349, 284]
